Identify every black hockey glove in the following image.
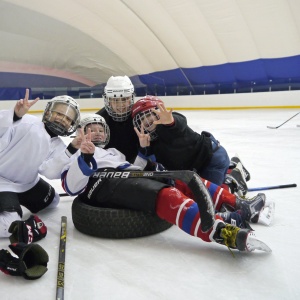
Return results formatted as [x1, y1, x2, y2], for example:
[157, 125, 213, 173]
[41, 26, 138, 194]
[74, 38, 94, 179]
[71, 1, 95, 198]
[0, 243, 48, 280]
[9, 215, 47, 244]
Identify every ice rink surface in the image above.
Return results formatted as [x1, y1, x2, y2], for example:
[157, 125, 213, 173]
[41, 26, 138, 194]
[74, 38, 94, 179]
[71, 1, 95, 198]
[1, 108, 300, 300]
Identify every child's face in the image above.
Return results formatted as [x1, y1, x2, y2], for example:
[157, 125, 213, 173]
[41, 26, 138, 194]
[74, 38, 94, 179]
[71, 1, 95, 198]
[85, 123, 107, 144]
[109, 97, 132, 115]
[48, 103, 76, 129]
[139, 111, 158, 132]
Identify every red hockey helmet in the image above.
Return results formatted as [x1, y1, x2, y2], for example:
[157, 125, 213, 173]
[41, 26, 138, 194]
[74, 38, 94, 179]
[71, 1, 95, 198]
[131, 95, 164, 118]
[132, 95, 164, 141]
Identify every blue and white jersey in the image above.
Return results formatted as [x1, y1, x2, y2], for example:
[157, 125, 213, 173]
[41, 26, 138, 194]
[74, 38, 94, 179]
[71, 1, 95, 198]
[61, 147, 147, 196]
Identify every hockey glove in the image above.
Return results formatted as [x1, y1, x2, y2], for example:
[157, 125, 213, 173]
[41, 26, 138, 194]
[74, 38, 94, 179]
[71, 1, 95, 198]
[0, 243, 48, 280]
[9, 215, 47, 244]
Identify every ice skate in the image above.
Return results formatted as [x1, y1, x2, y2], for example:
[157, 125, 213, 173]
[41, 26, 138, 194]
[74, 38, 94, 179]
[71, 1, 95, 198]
[230, 153, 251, 181]
[236, 193, 266, 223]
[212, 221, 272, 252]
[225, 162, 248, 196]
[216, 211, 252, 229]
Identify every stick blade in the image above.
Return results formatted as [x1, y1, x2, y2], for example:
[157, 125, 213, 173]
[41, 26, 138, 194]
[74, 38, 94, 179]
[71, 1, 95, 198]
[267, 126, 278, 129]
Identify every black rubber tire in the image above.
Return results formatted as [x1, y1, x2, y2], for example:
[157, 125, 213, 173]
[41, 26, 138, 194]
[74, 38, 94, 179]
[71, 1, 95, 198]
[71, 197, 173, 239]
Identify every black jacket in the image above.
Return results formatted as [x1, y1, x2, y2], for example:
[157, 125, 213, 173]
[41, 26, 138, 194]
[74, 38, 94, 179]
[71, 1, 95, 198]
[96, 109, 212, 171]
[152, 112, 213, 171]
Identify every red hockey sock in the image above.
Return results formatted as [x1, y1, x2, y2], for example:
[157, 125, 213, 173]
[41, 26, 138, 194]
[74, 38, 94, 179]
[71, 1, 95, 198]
[201, 179, 236, 211]
[220, 183, 230, 192]
[156, 187, 213, 242]
[174, 180, 194, 198]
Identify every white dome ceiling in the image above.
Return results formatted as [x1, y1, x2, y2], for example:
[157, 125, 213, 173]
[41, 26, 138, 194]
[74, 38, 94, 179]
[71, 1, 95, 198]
[0, 0, 300, 92]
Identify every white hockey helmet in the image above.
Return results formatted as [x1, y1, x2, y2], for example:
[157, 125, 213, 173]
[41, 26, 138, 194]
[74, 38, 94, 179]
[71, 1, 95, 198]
[103, 75, 134, 122]
[80, 114, 110, 148]
[42, 95, 80, 136]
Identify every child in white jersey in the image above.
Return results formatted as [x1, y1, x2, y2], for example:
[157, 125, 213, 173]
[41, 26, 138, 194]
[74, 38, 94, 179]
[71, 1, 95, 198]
[0, 89, 82, 244]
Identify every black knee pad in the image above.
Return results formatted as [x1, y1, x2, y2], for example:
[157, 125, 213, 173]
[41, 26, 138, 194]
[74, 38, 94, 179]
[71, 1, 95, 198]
[18, 178, 55, 213]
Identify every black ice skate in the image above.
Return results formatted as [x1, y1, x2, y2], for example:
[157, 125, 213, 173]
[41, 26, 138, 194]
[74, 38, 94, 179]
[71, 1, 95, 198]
[220, 194, 275, 226]
[216, 210, 253, 229]
[236, 193, 266, 223]
[212, 221, 272, 252]
[230, 153, 251, 181]
[225, 162, 248, 196]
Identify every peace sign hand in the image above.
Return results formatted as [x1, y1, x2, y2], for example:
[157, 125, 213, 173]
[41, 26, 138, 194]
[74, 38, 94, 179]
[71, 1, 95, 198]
[14, 89, 40, 118]
[71, 127, 84, 149]
[134, 124, 150, 147]
[79, 128, 95, 154]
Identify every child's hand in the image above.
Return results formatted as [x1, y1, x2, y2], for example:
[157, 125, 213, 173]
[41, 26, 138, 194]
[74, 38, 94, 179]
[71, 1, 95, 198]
[152, 102, 174, 125]
[134, 124, 150, 147]
[14, 89, 39, 118]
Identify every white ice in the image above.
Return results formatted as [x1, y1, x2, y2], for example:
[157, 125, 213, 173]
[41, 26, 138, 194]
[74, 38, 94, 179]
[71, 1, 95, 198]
[1, 109, 300, 300]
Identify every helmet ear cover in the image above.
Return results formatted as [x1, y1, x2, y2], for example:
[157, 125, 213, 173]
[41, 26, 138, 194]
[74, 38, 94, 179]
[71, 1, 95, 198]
[79, 114, 110, 148]
[42, 96, 80, 136]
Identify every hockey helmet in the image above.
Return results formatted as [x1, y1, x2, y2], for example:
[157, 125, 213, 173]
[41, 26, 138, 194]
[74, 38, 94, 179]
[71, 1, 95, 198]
[132, 96, 164, 141]
[103, 75, 135, 122]
[42, 95, 80, 136]
[80, 114, 110, 148]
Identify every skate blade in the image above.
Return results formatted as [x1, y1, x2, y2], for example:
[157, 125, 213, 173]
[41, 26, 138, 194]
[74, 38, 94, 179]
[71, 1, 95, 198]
[258, 202, 275, 226]
[246, 233, 272, 253]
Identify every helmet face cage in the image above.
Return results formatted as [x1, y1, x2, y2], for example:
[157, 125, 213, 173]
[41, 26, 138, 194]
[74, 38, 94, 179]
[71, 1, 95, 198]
[42, 96, 80, 136]
[80, 114, 110, 148]
[131, 96, 164, 141]
[103, 76, 135, 122]
[133, 109, 159, 141]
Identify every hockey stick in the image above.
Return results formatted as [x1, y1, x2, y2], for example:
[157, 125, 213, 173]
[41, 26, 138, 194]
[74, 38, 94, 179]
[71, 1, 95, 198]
[248, 183, 297, 192]
[56, 216, 67, 300]
[59, 170, 215, 232]
[60, 182, 297, 195]
[267, 112, 300, 129]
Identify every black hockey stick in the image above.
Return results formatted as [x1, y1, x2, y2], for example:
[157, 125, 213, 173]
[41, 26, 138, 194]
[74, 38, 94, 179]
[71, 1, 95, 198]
[248, 183, 297, 192]
[56, 216, 67, 300]
[60, 182, 297, 195]
[267, 112, 300, 129]
[59, 170, 215, 232]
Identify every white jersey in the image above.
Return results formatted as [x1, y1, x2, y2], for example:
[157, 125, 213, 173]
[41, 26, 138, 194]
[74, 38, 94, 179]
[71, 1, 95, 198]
[62, 146, 147, 196]
[0, 109, 75, 193]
